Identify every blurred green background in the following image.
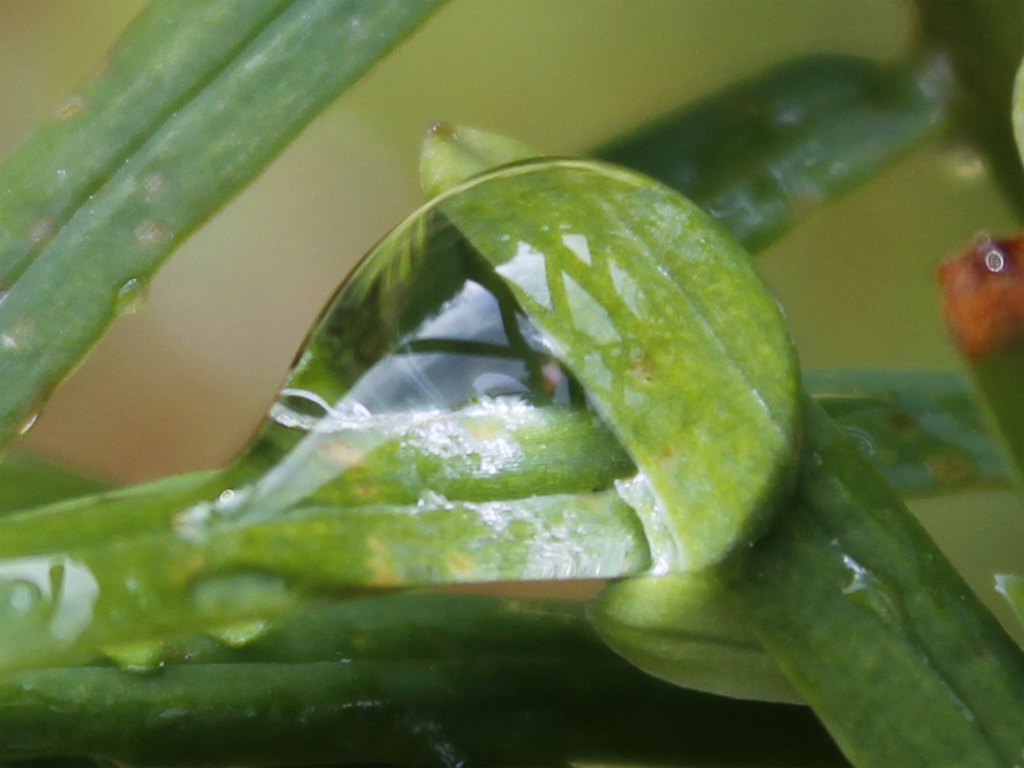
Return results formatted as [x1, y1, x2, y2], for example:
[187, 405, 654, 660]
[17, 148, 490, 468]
[0, 0, 1021, 637]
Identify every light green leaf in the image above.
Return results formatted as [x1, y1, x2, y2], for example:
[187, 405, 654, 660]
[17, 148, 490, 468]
[0, 0, 447, 449]
[441, 159, 802, 571]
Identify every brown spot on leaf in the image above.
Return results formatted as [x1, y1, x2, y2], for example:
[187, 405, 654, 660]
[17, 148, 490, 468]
[628, 351, 654, 383]
[886, 411, 918, 435]
[447, 551, 475, 576]
[926, 452, 972, 484]
[55, 95, 85, 122]
[366, 536, 396, 587]
[938, 233, 1024, 358]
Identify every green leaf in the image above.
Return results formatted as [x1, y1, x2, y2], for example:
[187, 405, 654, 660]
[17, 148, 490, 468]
[0, 451, 110, 515]
[0, 0, 291, 286]
[804, 368, 1012, 497]
[0, 0, 447, 449]
[0, 594, 848, 768]
[729, 398, 1024, 768]
[420, 122, 539, 198]
[595, 54, 949, 251]
[440, 159, 802, 571]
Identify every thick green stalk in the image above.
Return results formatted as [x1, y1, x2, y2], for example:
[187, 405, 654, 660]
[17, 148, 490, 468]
[729, 399, 1024, 767]
[0, 594, 847, 768]
[0, 0, 447, 449]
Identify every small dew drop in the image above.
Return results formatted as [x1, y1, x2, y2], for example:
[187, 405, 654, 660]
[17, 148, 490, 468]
[983, 247, 1006, 273]
[104, 641, 166, 674]
[208, 619, 269, 647]
[18, 412, 39, 435]
[55, 168, 67, 179]
[843, 426, 878, 457]
[944, 145, 987, 182]
[2, 579, 43, 617]
[1, 333, 17, 350]
[115, 278, 149, 315]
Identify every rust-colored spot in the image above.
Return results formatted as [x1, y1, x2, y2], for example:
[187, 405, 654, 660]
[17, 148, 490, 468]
[55, 95, 85, 122]
[88, 55, 111, 82]
[366, 536, 396, 587]
[466, 417, 500, 440]
[926, 452, 972, 484]
[174, 553, 208, 585]
[886, 411, 918, 435]
[323, 441, 365, 468]
[447, 551, 475, 576]
[938, 233, 1024, 359]
[541, 359, 564, 392]
[628, 351, 654, 383]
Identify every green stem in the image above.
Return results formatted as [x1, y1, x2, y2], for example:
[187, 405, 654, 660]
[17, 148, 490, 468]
[0, 594, 848, 768]
[729, 398, 1024, 767]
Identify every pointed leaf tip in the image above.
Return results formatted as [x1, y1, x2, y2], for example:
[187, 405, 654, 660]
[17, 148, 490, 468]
[419, 123, 539, 198]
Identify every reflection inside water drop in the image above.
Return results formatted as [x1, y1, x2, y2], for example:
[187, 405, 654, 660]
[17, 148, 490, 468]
[251, 208, 589, 464]
[0, 555, 99, 643]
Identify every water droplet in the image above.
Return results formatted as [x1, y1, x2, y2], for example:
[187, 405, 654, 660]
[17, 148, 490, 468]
[208, 619, 269, 647]
[0, 555, 99, 642]
[17, 412, 38, 435]
[190, 571, 293, 617]
[561, 271, 619, 345]
[115, 278, 149, 315]
[1, 334, 17, 350]
[841, 555, 903, 632]
[104, 641, 165, 673]
[609, 258, 642, 315]
[55, 168, 67, 179]
[843, 426, 878, 457]
[614, 473, 679, 574]
[496, 242, 552, 309]
[1, 579, 43, 617]
[416, 489, 454, 510]
[944, 144, 987, 182]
